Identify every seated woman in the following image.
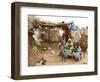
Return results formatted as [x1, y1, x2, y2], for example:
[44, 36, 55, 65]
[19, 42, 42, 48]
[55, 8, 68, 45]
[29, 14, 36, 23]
[73, 42, 81, 61]
[64, 38, 73, 58]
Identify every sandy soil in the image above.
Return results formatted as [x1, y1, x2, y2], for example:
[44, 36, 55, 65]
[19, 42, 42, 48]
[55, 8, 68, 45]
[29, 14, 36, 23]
[29, 42, 88, 66]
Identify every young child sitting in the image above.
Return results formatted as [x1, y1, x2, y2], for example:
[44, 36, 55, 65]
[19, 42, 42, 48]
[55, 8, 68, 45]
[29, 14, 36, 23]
[73, 42, 81, 61]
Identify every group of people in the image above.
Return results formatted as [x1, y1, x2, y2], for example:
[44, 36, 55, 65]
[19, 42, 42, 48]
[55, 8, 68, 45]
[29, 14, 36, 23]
[57, 21, 82, 61]
[30, 21, 87, 65]
[58, 38, 81, 61]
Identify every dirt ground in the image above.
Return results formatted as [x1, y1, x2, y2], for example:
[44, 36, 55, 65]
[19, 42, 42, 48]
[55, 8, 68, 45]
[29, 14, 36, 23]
[29, 42, 88, 66]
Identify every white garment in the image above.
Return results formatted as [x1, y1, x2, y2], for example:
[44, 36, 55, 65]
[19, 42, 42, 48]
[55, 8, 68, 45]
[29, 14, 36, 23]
[59, 29, 64, 37]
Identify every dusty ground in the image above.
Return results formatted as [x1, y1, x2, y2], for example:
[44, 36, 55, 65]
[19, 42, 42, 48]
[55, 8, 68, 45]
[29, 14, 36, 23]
[29, 42, 88, 66]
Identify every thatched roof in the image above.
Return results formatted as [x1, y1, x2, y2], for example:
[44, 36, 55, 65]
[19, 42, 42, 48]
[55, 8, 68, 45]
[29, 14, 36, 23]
[37, 22, 72, 28]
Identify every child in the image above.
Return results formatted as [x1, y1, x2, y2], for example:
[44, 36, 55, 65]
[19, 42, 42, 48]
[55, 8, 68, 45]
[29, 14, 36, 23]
[58, 40, 66, 61]
[73, 42, 81, 61]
